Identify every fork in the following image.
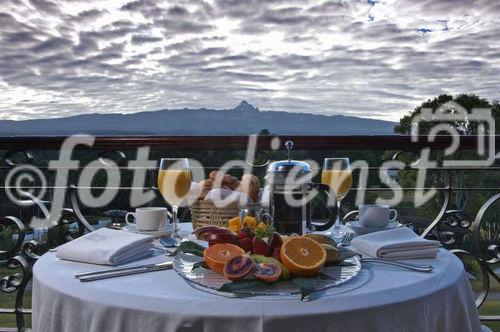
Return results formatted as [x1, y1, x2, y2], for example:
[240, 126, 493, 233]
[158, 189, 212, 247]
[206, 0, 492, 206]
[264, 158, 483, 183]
[339, 232, 354, 247]
[360, 257, 432, 272]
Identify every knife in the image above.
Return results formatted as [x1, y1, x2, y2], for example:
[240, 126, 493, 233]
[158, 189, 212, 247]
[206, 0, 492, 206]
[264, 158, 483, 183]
[74, 261, 170, 278]
[76, 262, 173, 282]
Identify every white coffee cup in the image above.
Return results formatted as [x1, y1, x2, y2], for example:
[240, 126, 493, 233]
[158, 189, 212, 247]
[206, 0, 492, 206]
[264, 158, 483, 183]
[125, 207, 169, 231]
[356, 204, 398, 228]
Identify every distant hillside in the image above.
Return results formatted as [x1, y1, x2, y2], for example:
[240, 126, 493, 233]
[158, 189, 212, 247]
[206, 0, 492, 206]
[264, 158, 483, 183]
[0, 101, 395, 135]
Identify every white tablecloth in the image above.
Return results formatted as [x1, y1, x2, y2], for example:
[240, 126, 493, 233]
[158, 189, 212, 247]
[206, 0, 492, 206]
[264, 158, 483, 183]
[32, 225, 483, 332]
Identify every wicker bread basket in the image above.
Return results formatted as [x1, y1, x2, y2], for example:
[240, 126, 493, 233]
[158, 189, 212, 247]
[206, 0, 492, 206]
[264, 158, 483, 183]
[190, 200, 241, 230]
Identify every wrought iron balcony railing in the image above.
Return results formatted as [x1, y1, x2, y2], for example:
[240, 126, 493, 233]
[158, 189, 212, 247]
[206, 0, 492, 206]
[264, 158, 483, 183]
[0, 135, 498, 331]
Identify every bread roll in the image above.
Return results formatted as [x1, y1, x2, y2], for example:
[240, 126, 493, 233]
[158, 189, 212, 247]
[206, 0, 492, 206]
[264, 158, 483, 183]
[238, 174, 260, 203]
[200, 179, 213, 190]
[197, 179, 213, 199]
[209, 170, 224, 187]
[208, 170, 220, 180]
[227, 180, 240, 190]
[199, 172, 260, 203]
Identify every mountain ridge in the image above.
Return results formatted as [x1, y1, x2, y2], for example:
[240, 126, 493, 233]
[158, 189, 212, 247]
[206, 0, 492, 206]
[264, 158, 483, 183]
[0, 101, 396, 135]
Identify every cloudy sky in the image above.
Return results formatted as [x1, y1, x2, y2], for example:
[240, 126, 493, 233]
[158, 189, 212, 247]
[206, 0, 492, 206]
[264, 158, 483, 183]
[0, 0, 499, 121]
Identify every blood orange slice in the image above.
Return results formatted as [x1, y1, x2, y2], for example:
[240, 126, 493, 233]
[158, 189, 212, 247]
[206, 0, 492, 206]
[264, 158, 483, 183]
[203, 243, 245, 274]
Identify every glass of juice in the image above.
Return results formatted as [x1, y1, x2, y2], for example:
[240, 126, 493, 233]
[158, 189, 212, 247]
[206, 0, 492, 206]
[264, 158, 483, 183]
[158, 158, 192, 243]
[321, 158, 352, 238]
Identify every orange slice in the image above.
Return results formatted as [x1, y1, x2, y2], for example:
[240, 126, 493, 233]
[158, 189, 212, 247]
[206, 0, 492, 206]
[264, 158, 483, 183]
[280, 236, 327, 277]
[228, 216, 241, 232]
[242, 216, 257, 229]
[203, 243, 245, 274]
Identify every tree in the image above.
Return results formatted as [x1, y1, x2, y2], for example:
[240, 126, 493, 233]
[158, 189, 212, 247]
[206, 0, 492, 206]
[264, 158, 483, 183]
[395, 94, 494, 135]
[394, 94, 499, 215]
[258, 129, 271, 135]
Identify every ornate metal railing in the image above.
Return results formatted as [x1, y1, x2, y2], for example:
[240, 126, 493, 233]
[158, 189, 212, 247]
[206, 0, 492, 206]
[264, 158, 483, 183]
[0, 135, 498, 331]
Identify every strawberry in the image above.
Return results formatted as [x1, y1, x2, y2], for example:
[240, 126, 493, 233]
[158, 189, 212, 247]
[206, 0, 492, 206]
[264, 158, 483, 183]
[238, 237, 254, 253]
[268, 232, 283, 256]
[252, 236, 270, 256]
[237, 227, 253, 240]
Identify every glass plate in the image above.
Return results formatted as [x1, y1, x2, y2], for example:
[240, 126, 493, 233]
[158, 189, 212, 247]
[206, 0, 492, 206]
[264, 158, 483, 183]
[173, 252, 361, 298]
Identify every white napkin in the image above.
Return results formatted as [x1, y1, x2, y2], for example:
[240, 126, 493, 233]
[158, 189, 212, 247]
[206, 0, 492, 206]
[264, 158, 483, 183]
[56, 228, 155, 265]
[351, 227, 440, 259]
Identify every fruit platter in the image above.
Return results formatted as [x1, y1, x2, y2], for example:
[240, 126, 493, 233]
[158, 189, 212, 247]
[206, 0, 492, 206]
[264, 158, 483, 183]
[172, 217, 361, 300]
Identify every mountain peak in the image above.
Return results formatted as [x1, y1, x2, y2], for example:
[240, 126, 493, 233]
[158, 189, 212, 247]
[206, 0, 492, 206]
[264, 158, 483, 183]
[232, 100, 259, 112]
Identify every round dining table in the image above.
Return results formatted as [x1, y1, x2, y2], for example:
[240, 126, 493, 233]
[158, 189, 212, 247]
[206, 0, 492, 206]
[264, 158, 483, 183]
[32, 225, 483, 332]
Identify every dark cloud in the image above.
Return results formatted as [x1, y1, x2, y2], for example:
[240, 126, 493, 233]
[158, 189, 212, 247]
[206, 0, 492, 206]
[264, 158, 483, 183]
[307, 1, 350, 13]
[196, 47, 228, 56]
[168, 6, 189, 16]
[121, 0, 155, 12]
[28, 0, 60, 14]
[2, 31, 39, 44]
[73, 32, 100, 55]
[214, 0, 264, 18]
[221, 70, 277, 82]
[161, 54, 207, 68]
[164, 39, 202, 52]
[111, 20, 136, 28]
[0, 13, 16, 27]
[95, 21, 152, 40]
[121, 0, 165, 19]
[202, 35, 226, 41]
[258, 7, 309, 25]
[32, 37, 73, 53]
[131, 34, 163, 45]
[154, 18, 214, 34]
[219, 55, 249, 62]
[74, 9, 108, 23]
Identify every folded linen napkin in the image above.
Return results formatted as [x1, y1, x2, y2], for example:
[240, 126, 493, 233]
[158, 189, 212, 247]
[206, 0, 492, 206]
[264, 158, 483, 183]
[350, 227, 440, 259]
[56, 228, 155, 265]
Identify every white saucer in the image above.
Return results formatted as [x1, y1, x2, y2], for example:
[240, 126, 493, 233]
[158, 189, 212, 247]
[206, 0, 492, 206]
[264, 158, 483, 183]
[122, 224, 173, 237]
[348, 220, 399, 235]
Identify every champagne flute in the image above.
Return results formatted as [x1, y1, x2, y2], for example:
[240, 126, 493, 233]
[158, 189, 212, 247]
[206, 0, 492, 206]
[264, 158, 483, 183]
[157, 158, 192, 243]
[321, 158, 353, 238]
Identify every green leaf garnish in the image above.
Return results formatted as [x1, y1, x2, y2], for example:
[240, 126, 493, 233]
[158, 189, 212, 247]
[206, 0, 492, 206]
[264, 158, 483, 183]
[191, 261, 209, 271]
[175, 241, 205, 257]
[292, 278, 323, 300]
[266, 225, 276, 237]
[254, 224, 276, 239]
[254, 227, 267, 238]
[339, 247, 358, 260]
[316, 272, 334, 280]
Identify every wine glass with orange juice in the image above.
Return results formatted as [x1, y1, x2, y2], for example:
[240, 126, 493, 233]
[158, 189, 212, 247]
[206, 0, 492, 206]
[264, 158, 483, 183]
[321, 158, 352, 238]
[158, 158, 192, 243]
